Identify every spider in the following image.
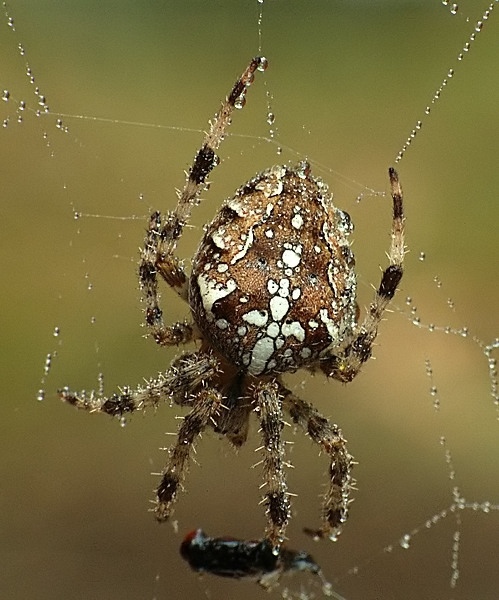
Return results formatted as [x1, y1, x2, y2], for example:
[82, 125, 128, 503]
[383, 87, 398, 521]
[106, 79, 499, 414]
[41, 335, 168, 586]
[59, 56, 405, 549]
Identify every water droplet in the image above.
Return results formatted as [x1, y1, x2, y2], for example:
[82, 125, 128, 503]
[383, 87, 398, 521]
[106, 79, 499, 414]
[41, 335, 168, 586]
[43, 353, 52, 376]
[98, 372, 105, 396]
[257, 56, 268, 72]
[37, 389, 46, 402]
[2, 90, 10, 102]
[234, 94, 246, 110]
[322, 581, 333, 597]
[8, 17, 15, 29]
[244, 71, 255, 87]
[337, 209, 353, 234]
[53, 326, 60, 337]
[19, 100, 26, 111]
[266, 112, 275, 125]
[419, 251, 426, 261]
[399, 534, 411, 549]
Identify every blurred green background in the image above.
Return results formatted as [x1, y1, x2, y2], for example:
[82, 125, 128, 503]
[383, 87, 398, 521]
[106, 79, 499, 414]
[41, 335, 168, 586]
[1, 1, 498, 599]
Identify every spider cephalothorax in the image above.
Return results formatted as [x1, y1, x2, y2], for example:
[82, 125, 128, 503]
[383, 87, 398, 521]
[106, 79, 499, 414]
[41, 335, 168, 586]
[60, 57, 405, 549]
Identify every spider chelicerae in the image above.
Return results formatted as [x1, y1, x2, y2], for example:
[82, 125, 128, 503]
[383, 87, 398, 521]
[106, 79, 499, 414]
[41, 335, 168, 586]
[60, 56, 405, 549]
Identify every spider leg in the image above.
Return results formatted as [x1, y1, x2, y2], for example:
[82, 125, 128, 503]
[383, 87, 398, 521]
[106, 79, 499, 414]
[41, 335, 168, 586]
[321, 168, 405, 382]
[280, 384, 354, 541]
[139, 211, 198, 346]
[140, 57, 267, 346]
[154, 386, 222, 522]
[59, 351, 219, 417]
[253, 381, 291, 550]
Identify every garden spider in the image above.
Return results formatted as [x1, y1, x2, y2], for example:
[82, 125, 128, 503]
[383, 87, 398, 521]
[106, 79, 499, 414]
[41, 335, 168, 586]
[60, 56, 405, 549]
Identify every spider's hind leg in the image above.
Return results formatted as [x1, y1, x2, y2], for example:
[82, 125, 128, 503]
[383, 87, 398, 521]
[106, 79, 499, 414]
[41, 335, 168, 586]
[139, 210, 198, 347]
[139, 57, 267, 348]
[321, 168, 405, 382]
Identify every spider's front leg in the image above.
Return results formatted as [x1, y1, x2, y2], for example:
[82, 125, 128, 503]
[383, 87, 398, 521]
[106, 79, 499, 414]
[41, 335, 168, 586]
[281, 385, 354, 541]
[253, 381, 291, 550]
[154, 386, 223, 522]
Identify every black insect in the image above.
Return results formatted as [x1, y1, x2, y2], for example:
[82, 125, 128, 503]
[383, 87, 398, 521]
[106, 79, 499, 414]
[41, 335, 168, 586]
[180, 528, 332, 592]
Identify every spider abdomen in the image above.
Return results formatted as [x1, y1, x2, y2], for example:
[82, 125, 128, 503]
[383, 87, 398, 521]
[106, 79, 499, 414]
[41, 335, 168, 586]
[190, 162, 358, 376]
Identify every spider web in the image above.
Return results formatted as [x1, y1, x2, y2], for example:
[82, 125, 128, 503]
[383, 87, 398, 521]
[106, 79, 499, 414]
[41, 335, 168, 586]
[1, 1, 497, 599]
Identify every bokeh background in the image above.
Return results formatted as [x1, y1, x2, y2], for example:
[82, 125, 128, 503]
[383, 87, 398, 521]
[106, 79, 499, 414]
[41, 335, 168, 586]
[1, 1, 498, 599]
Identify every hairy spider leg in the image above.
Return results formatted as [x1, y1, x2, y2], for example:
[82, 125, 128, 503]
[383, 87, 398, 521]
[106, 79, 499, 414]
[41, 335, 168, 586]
[58, 351, 219, 416]
[253, 381, 291, 549]
[281, 385, 354, 541]
[139, 57, 268, 347]
[320, 168, 405, 382]
[154, 386, 223, 522]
